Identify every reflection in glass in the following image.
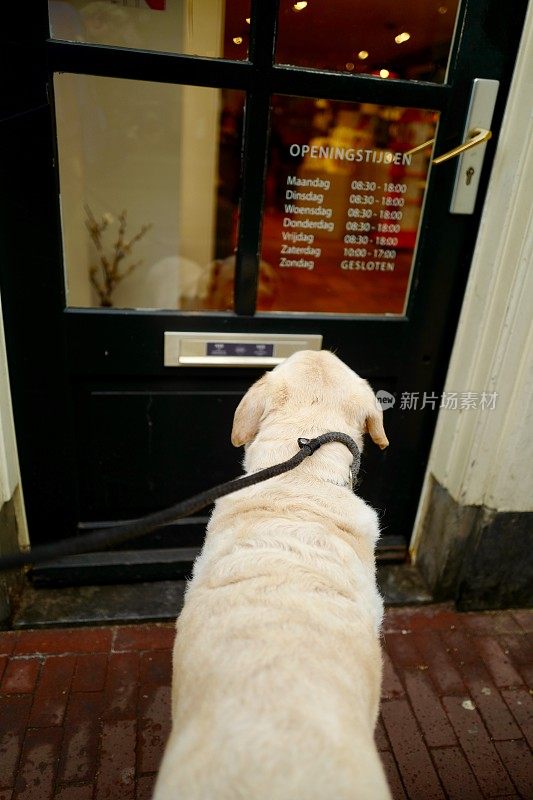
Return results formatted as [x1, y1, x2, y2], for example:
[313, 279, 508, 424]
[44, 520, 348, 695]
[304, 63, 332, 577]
[49, 0, 252, 60]
[276, 0, 460, 83]
[54, 74, 244, 310]
[259, 96, 438, 315]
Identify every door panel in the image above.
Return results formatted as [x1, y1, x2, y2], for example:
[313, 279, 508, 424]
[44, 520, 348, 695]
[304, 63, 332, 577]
[0, 1, 528, 584]
[77, 382, 245, 519]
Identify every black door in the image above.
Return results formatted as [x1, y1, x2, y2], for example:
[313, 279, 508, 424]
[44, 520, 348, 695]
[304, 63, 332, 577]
[0, 1, 527, 583]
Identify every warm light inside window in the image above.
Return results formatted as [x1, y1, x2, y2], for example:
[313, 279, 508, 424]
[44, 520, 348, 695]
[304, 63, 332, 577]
[273, 0, 460, 82]
[394, 32, 411, 44]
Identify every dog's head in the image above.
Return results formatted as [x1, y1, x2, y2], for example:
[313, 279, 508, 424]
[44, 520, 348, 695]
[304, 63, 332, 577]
[231, 350, 388, 451]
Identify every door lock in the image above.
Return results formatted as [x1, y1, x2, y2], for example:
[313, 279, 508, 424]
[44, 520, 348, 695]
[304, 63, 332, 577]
[465, 166, 475, 185]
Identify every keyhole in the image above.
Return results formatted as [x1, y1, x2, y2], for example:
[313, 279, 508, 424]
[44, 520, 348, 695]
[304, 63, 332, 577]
[466, 166, 475, 185]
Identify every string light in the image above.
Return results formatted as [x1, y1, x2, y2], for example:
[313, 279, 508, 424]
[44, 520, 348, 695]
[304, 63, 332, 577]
[293, 2, 308, 11]
[358, 50, 369, 60]
[232, 36, 243, 44]
[394, 32, 411, 44]
[379, 69, 390, 78]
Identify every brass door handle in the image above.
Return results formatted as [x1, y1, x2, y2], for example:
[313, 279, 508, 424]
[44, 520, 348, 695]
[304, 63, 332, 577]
[405, 128, 492, 163]
[405, 138, 436, 157]
[433, 128, 492, 164]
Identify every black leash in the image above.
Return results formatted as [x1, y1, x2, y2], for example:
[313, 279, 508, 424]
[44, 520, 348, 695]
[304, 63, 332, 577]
[0, 432, 360, 572]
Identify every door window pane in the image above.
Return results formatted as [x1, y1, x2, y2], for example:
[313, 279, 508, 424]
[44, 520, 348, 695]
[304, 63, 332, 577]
[276, 0, 460, 83]
[54, 74, 244, 310]
[259, 95, 438, 315]
[49, 0, 252, 60]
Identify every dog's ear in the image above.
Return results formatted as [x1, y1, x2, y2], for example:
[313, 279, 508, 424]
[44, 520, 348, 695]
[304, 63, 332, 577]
[231, 375, 269, 447]
[365, 402, 389, 450]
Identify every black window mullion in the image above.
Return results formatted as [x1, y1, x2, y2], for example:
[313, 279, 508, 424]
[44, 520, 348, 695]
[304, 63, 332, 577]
[46, 40, 254, 90]
[233, 0, 279, 316]
[271, 66, 452, 111]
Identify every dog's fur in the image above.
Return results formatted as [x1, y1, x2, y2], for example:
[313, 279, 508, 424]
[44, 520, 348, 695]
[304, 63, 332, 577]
[154, 350, 392, 799]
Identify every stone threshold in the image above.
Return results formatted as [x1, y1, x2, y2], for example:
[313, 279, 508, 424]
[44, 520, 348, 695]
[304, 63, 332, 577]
[8, 564, 432, 629]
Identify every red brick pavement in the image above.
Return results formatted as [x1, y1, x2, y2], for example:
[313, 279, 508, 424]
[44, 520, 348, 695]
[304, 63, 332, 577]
[0, 605, 531, 799]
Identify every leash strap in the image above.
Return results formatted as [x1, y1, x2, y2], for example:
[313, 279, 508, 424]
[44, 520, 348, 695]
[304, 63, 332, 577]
[0, 432, 360, 571]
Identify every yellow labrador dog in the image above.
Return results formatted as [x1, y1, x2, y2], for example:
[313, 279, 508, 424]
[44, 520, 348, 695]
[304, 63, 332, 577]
[154, 350, 392, 800]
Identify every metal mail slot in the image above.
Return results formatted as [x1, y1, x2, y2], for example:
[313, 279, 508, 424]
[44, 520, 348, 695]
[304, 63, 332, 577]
[164, 332, 322, 367]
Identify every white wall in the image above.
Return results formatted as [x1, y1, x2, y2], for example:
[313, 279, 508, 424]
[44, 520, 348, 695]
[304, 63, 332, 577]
[0, 295, 29, 548]
[412, 5, 533, 553]
[0, 299, 18, 506]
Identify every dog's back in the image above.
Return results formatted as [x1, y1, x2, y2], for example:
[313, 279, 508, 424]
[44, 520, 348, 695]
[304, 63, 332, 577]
[156, 501, 389, 798]
[154, 352, 392, 799]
